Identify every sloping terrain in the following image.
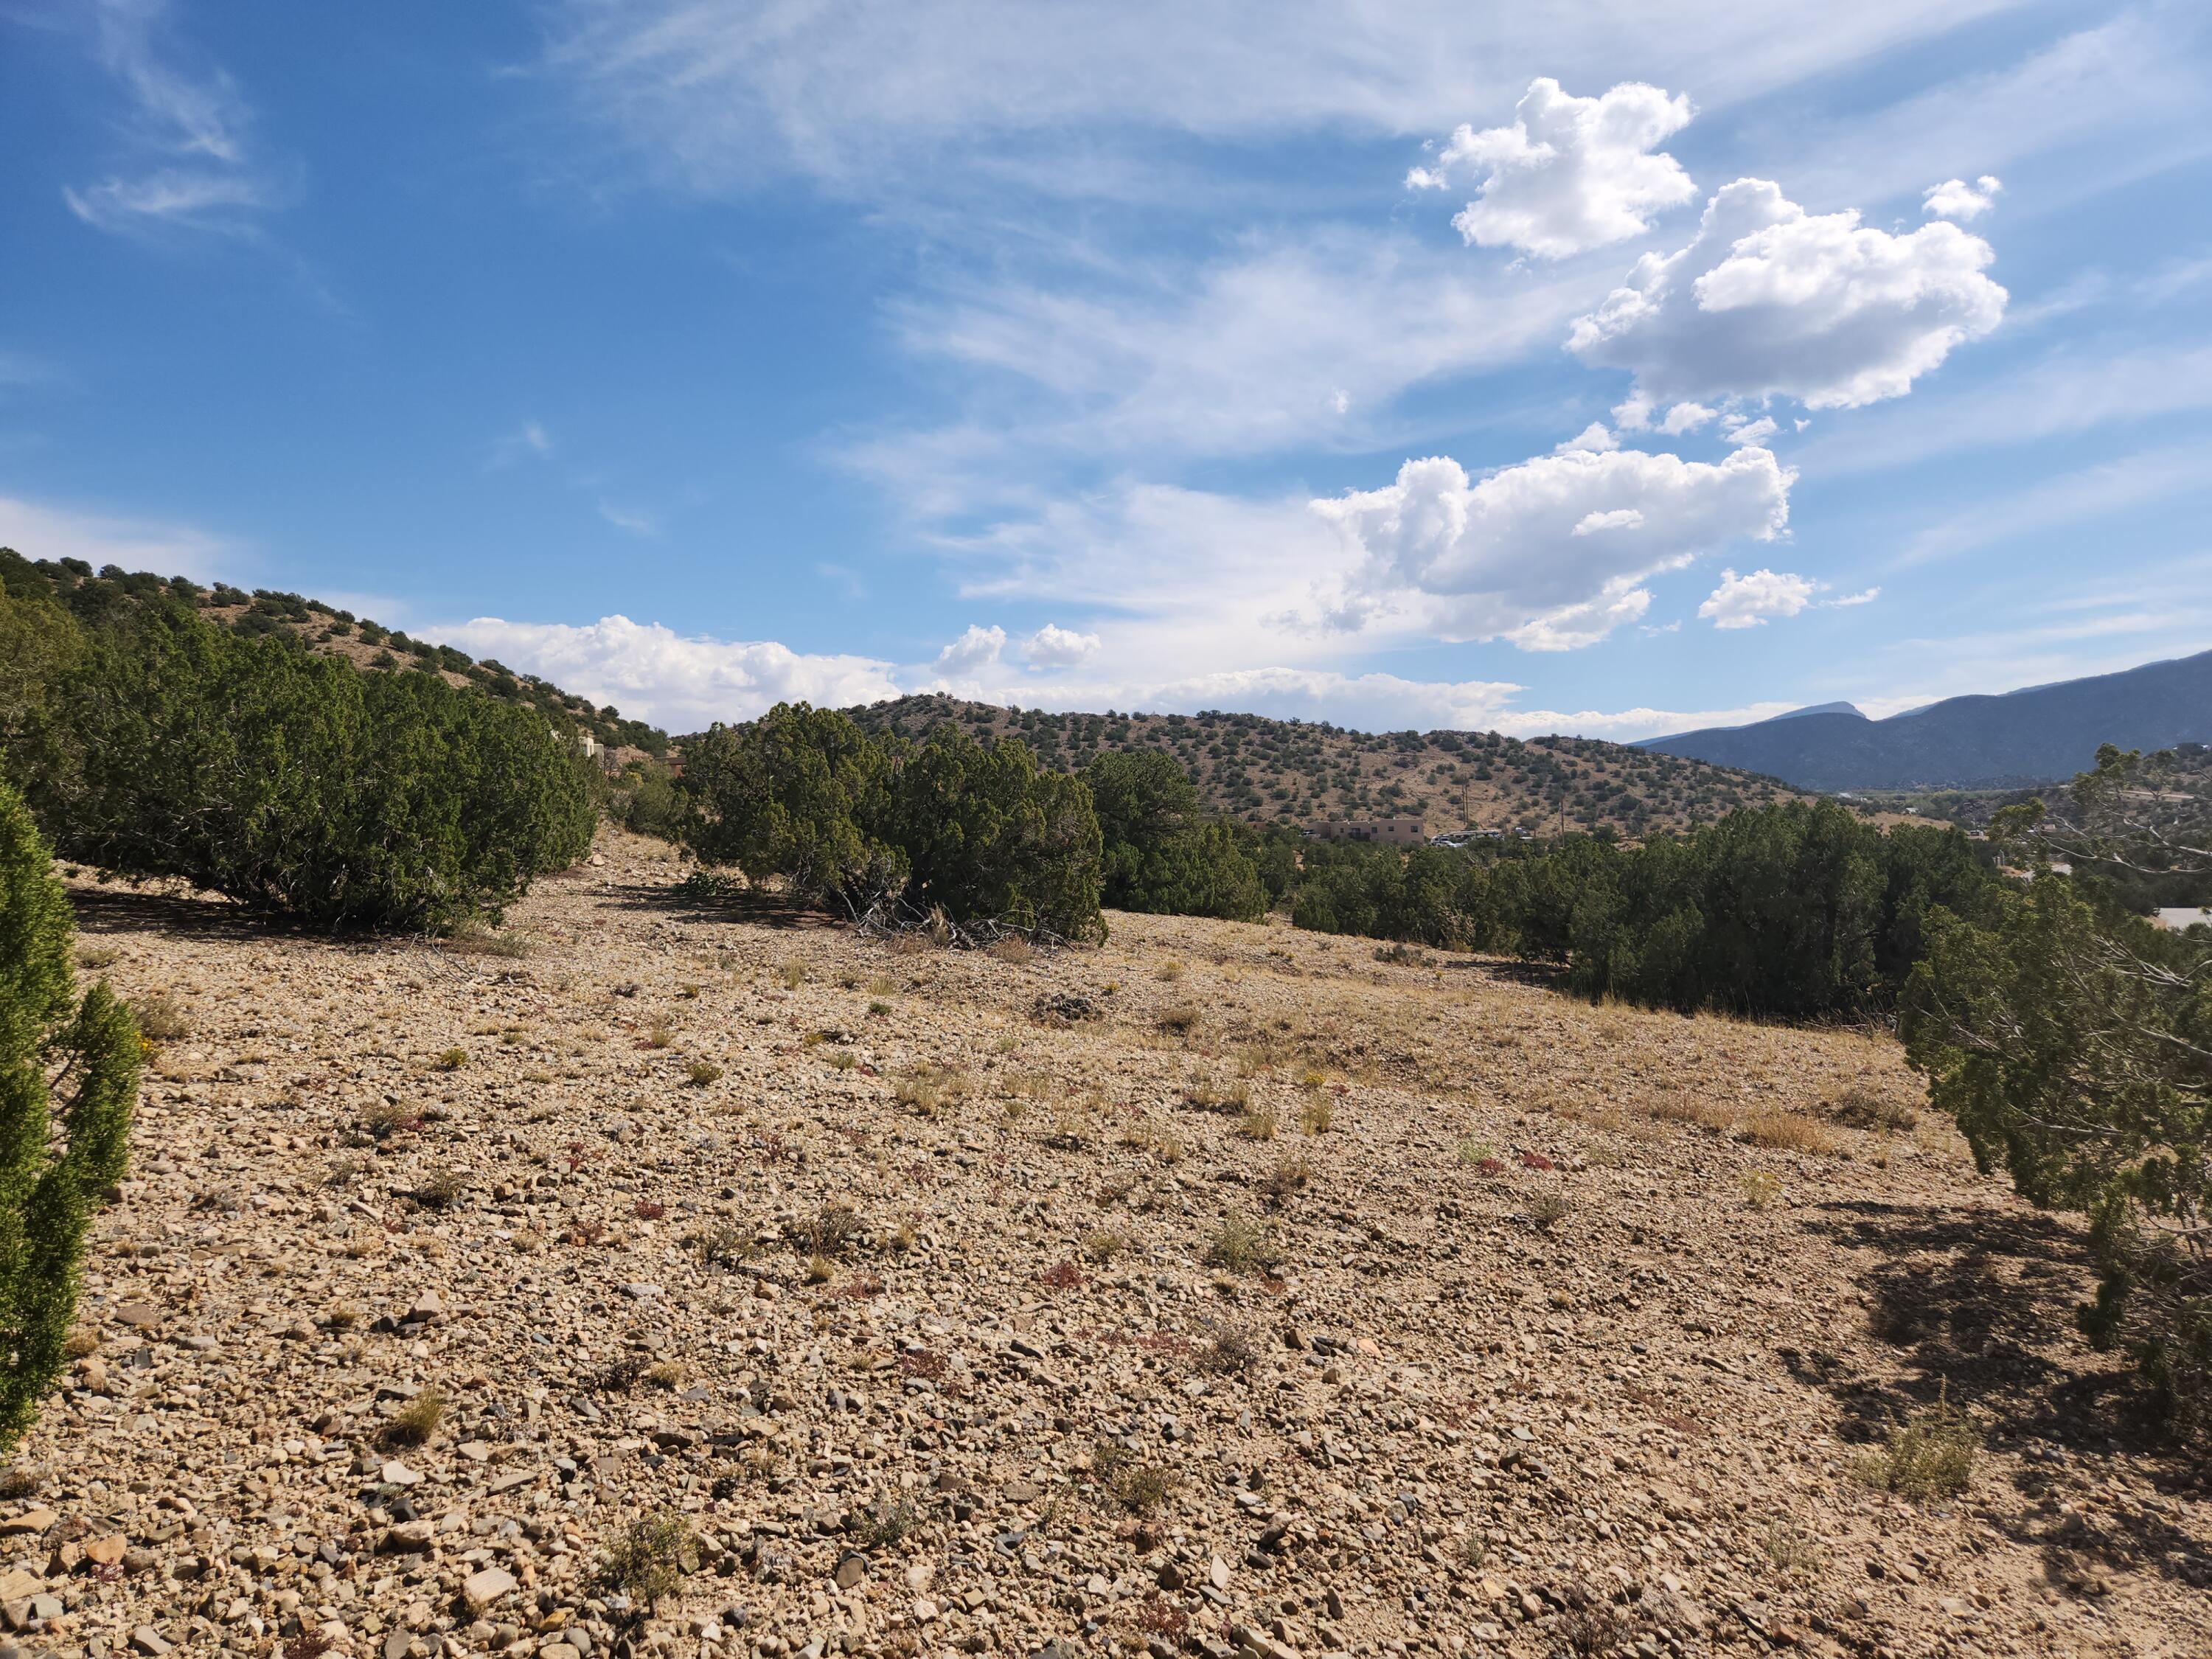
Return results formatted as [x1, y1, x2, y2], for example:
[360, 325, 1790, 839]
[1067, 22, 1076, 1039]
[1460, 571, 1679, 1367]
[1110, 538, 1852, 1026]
[1644, 650, 2212, 791]
[0, 551, 671, 763]
[17, 832, 2207, 1659]
[848, 697, 1801, 837]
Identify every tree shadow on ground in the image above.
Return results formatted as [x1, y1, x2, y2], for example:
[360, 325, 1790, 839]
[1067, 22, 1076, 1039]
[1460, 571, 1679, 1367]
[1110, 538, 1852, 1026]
[1787, 1197, 2210, 1593]
[616, 878, 846, 932]
[1447, 955, 1566, 989]
[68, 884, 311, 945]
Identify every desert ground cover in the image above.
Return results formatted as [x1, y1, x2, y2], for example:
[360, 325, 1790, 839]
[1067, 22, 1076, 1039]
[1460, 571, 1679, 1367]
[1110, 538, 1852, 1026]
[12, 832, 2206, 1659]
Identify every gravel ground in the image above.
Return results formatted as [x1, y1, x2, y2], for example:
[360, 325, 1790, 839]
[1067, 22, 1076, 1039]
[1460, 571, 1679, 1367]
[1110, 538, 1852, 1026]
[9, 831, 2206, 1659]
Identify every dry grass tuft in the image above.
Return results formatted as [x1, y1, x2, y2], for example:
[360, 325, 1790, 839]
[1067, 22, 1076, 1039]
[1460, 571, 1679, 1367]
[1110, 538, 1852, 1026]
[449, 925, 533, 959]
[1092, 1440, 1178, 1513]
[381, 1388, 445, 1447]
[411, 1169, 465, 1211]
[1046, 1100, 1095, 1149]
[804, 1202, 863, 1257]
[131, 990, 191, 1042]
[987, 936, 1035, 965]
[1649, 1091, 1732, 1132]
[1454, 1136, 1498, 1168]
[1857, 1391, 1978, 1500]
[898, 1064, 970, 1121]
[1831, 1085, 1919, 1133]
[1203, 1212, 1276, 1274]
[599, 1512, 692, 1607]
[361, 1100, 422, 1140]
[1762, 1515, 1822, 1576]
[1258, 1152, 1312, 1203]
[1193, 1326, 1262, 1377]
[1526, 1184, 1571, 1231]
[1081, 1228, 1133, 1264]
[686, 1060, 724, 1087]
[1739, 1107, 1840, 1155]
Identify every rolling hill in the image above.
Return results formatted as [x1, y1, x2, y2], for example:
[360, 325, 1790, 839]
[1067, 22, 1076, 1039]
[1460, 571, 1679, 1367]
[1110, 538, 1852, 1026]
[2, 549, 1807, 838]
[1643, 648, 2212, 792]
[0, 549, 672, 762]
[846, 694, 1802, 838]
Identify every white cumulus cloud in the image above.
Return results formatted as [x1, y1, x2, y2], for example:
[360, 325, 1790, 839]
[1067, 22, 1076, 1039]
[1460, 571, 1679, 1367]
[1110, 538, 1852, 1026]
[1922, 174, 2002, 221]
[1022, 624, 1101, 669]
[1697, 567, 1818, 629]
[1410, 77, 1697, 260]
[431, 615, 900, 731]
[1568, 178, 2007, 410]
[1656, 400, 1718, 434]
[932, 624, 1007, 677]
[1313, 443, 1792, 651]
[1554, 421, 1618, 453]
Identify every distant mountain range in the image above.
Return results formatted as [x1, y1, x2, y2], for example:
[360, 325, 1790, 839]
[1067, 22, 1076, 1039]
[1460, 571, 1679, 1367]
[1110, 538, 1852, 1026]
[1643, 649, 2212, 791]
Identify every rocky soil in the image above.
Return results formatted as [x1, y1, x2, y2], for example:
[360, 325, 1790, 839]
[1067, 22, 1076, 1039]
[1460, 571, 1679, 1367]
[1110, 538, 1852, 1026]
[8, 832, 2205, 1659]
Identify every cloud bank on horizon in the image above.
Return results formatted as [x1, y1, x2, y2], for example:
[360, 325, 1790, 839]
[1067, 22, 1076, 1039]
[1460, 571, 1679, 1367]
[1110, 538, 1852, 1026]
[8, 1, 2211, 740]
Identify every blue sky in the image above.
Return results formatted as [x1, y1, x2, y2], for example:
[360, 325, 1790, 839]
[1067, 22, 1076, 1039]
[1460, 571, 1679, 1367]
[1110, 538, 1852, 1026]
[4, 1, 2209, 737]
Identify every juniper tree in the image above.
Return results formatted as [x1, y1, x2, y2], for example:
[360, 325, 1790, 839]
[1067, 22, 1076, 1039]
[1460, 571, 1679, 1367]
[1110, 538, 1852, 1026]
[1905, 746, 2212, 1447]
[0, 770, 138, 1455]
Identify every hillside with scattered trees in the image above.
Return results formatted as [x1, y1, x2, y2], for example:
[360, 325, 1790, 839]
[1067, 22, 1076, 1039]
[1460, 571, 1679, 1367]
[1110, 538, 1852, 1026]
[0, 549, 670, 762]
[845, 693, 1803, 838]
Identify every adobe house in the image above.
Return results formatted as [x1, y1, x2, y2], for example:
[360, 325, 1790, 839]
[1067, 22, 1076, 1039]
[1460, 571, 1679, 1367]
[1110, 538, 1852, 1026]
[1312, 817, 1427, 846]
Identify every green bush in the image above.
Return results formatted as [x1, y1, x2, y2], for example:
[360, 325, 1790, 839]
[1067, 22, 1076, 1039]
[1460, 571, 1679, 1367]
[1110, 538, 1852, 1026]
[1285, 802, 1994, 1018]
[0, 770, 138, 1454]
[29, 603, 594, 932]
[1083, 749, 1265, 920]
[888, 726, 1105, 942]
[1291, 838, 1494, 949]
[1590, 806, 1993, 1015]
[607, 758, 687, 842]
[0, 590, 82, 777]
[681, 703, 902, 906]
[682, 708, 1105, 939]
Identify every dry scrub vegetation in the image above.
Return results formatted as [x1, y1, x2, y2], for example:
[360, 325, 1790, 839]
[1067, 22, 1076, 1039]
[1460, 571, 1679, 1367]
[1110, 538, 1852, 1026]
[16, 830, 2207, 1659]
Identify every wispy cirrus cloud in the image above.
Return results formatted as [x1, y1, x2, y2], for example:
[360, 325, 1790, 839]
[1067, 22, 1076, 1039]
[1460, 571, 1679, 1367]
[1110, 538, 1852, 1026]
[595, 498, 661, 538]
[64, 0, 293, 239]
[488, 421, 555, 469]
[0, 491, 234, 581]
[1798, 341, 2212, 475]
[1898, 443, 2212, 566]
[539, 0, 2023, 201]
